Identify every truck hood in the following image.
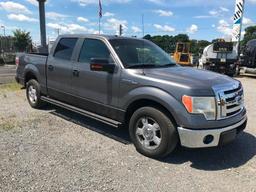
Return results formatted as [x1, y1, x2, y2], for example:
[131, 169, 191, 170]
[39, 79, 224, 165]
[143, 66, 237, 96]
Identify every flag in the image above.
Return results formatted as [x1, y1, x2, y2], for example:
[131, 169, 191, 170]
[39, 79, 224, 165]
[232, 0, 245, 42]
[99, 0, 102, 18]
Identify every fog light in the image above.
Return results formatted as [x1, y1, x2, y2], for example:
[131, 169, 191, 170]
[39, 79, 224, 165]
[203, 135, 214, 144]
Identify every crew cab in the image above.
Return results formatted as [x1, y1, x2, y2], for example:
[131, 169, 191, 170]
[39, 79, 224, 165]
[16, 35, 247, 158]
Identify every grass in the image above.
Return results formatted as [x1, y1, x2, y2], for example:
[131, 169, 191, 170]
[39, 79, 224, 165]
[0, 121, 15, 131]
[0, 82, 21, 92]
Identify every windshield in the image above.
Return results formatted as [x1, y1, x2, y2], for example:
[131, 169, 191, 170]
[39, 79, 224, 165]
[109, 39, 177, 68]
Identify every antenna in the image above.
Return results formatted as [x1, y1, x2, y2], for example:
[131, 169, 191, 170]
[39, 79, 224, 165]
[141, 14, 145, 75]
[142, 14, 145, 37]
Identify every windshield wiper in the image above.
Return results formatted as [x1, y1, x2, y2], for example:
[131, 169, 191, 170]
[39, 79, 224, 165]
[126, 64, 158, 69]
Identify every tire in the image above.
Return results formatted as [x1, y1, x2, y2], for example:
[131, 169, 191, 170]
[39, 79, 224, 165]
[227, 72, 235, 77]
[226, 68, 236, 77]
[26, 79, 45, 109]
[129, 107, 178, 158]
[203, 64, 210, 71]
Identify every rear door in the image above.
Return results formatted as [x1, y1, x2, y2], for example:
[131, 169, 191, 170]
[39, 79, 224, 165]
[47, 37, 78, 101]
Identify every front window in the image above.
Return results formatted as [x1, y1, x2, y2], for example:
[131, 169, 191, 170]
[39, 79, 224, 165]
[79, 39, 112, 63]
[109, 39, 177, 68]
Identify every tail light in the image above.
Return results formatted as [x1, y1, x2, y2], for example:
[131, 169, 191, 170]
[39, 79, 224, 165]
[15, 57, 19, 66]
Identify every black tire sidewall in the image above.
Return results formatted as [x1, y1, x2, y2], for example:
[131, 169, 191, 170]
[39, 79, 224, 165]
[26, 79, 43, 108]
[129, 107, 178, 158]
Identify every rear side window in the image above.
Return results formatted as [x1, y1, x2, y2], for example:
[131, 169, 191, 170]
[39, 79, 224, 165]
[54, 38, 78, 60]
[79, 39, 111, 63]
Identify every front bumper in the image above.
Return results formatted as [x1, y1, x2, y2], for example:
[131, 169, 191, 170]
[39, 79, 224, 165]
[177, 115, 247, 148]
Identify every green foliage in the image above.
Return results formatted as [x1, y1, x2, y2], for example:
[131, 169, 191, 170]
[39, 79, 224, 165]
[190, 40, 211, 55]
[0, 121, 15, 131]
[242, 25, 256, 46]
[13, 29, 32, 52]
[143, 34, 210, 55]
[0, 82, 21, 92]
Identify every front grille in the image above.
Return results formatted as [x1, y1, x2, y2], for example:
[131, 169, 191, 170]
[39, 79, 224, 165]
[213, 82, 244, 120]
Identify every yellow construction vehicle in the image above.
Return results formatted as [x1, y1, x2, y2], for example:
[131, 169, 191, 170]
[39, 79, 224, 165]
[173, 42, 192, 66]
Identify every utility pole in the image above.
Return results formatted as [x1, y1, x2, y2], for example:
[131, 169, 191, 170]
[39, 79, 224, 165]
[56, 28, 60, 36]
[119, 24, 123, 36]
[0, 26, 5, 36]
[37, 0, 47, 53]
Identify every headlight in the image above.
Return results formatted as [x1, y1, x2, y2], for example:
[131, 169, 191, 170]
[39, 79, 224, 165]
[182, 95, 216, 120]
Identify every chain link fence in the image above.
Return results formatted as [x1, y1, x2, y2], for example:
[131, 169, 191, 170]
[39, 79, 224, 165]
[0, 36, 16, 66]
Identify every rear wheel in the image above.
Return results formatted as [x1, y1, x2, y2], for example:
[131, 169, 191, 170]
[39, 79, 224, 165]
[26, 79, 45, 109]
[203, 64, 210, 71]
[226, 65, 237, 77]
[129, 107, 178, 158]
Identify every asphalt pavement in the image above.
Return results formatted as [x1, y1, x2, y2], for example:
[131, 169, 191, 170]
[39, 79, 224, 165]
[0, 65, 16, 84]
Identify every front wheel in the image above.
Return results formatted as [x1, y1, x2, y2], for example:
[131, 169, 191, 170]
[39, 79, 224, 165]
[129, 107, 178, 158]
[26, 79, 45, 109]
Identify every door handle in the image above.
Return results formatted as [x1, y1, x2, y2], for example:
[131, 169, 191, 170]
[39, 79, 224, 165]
[73, 70, 80, 77]
[48, 65, 54, 71]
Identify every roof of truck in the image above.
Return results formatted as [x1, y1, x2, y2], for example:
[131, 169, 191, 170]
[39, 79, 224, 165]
[57, 34, 140, 41]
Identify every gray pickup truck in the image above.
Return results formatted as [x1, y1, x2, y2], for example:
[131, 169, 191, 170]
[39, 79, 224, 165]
[16, 35, 247, 158]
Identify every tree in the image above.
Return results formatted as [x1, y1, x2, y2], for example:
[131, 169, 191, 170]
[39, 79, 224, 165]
[190, 40, 211, 56]
[143, 34, 210, 55]
[173, 34, 189, 43]
[143, 34, 151, 40]
[242, 25, 256, 46]
[13, 29, 32, 52]
[143, 34, 190, 53]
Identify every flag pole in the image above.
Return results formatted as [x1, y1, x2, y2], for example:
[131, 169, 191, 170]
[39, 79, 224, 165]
[99, 17, 101, 34]
[98, 0, 102, 34]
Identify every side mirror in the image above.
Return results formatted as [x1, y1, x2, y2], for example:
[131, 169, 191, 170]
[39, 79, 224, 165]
[90, 58, 115, 73]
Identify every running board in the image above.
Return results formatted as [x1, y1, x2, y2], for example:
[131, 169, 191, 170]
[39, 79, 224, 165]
[41, 96, 122, 127]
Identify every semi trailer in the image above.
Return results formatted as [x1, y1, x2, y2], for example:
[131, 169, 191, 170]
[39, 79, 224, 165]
[199, 40, 238, 76]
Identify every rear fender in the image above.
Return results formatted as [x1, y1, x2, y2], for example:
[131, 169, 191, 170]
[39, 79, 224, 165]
[24, 64, 40, 84]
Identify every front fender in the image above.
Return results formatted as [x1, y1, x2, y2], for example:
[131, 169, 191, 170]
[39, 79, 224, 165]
[122, 86, 186, 126]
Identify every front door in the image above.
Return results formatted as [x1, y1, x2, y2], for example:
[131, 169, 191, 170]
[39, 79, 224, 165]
[71, 38, 121, 119]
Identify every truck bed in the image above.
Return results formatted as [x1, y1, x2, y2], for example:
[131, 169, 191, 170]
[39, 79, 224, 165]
[23, 53, 48, 65]
[16, 52, 48, 86]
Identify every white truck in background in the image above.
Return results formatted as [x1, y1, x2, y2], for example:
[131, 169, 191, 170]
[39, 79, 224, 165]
[199, 41, 239, 76]
[199, 0, 245, 77]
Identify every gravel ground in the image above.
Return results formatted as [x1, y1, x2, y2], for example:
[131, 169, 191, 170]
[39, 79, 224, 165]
[0, 77, 255, 192]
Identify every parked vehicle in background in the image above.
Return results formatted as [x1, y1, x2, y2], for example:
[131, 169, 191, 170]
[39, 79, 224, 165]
[191, 54, 200, 67]
[200, 40, 238, 76]
[173, 42, 192, 66]
[16, 35, 247, 158]
[240, 39, 256, 68]
[238, 39, 256, 76]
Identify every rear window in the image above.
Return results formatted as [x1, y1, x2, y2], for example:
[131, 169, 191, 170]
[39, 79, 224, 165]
[54, 38, 78, 60]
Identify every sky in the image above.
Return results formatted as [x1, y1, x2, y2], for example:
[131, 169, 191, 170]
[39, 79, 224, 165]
[0, 0, 256, 44]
